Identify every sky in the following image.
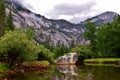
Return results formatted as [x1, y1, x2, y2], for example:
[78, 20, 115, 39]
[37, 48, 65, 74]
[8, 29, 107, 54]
[20, 0, 120, 23]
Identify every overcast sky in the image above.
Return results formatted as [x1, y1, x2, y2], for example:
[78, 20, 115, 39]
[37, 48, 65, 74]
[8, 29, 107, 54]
[21, 0, 120, 23]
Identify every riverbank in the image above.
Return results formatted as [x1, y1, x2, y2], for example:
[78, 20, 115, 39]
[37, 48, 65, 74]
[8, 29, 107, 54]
[21, 61, 50, 71]
[0, 61, 50, 74]
[22, 61, 50, 67]
[0, 61, 51, 80]
[84, 58, 120, 66]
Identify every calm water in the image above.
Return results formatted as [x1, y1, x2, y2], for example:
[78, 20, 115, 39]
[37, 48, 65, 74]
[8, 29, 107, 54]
[2, 65, 120, 80]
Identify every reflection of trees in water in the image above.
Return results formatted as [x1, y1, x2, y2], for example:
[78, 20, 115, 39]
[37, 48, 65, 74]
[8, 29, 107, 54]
[5, 65, 93, 80]
[5, 65, 55, 80]
[3, 65, 120, 80]
[77, 65, 120, 80]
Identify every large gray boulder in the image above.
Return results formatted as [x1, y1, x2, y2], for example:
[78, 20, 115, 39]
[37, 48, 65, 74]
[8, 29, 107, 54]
[56, 53, 78, 65]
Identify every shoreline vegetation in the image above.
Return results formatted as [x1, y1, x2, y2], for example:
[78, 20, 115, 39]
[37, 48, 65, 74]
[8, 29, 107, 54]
[0, 61, 51, 74]
[1, 58, 120, 74]
[84, 58, 120, 66]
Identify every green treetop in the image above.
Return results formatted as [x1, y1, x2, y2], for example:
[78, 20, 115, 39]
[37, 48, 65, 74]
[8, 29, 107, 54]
[0, 0, 6, 36]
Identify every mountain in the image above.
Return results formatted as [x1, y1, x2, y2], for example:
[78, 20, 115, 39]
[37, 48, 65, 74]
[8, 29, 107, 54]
[5, 0, 118, 47]
[81, 11, 118, 26]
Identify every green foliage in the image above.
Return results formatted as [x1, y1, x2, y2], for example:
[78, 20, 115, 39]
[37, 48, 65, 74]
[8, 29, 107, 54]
[85, 58, 120, 62]
[84, 20, 96, 54]
[83, 16, 120, 58]
[24, 27, 34, 40]
[22, 61, 50, 67]
[36, 44, 54, 63]
[39, 41, 53, 51]
[0, 63, 9, 73]
[96, 25, 107, 57]
[84, 58, 120, 66]
[96, 15, 120, 57]
[0, 30, 37, 67]
[70, 39, 75, 48]
[71, 45, 94, 60]
[53, 44, 69, 59]
[0, 0, 6, 36]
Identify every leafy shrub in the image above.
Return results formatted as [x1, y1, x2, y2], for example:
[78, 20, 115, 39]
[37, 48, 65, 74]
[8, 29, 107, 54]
[0, 30, 37, 67]
[0, 63, 9, 72]
[71, 45, 94, 61]
[36, 44, 54, 63]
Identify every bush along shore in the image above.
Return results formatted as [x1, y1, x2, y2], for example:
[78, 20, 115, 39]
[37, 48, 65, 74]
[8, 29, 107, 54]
[21, 61, 51, 71]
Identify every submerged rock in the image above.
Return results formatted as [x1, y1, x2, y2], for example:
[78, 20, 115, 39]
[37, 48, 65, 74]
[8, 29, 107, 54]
[56, 53, 78, 65]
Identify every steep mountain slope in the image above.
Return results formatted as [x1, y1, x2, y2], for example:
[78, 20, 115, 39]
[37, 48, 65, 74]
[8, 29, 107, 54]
[81, 11, 118, 26]
[5, 0, 118, 47]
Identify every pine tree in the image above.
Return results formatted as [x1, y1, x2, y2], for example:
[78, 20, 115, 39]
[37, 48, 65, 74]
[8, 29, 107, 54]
[0, 0, 6, 36]
[6, 8, 14, 31]
[84, 20, 96, 54]
[70, 38, 75, 48]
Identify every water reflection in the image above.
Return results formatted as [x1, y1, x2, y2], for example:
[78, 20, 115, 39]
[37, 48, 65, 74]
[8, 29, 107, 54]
[56, 65, 78, 76]
[1, 65, 120, 80]
[55, 65, 120, 80]
[52, 65, 78, 80]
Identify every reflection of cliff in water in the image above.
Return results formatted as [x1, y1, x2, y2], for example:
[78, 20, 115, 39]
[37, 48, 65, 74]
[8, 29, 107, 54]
[52, 65, 78, 80]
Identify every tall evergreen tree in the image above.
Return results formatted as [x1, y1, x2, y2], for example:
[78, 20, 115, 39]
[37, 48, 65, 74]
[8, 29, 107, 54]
[6, 8, 14, 31]
[96, 15, 120, 57]
[70, 38, 75, 48]
[0, 0, 6, 36]
[96, 24, 109, 57]
[84, 20, 96, 55]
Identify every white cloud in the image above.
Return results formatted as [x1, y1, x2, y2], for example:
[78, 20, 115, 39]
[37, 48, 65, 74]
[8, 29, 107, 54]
[94, 0, 120, 13]
[21, 0, 120, 23]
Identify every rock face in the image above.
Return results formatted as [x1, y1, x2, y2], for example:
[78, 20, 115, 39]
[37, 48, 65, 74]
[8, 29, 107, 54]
[81, 11, 117, 26]
[56, 53, 78, 65]
[5, 0, 118, 47]
[5, 0, 84, 47]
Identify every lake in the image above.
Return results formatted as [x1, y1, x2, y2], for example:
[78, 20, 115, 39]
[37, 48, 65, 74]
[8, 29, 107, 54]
[2, 64, 120, 80]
